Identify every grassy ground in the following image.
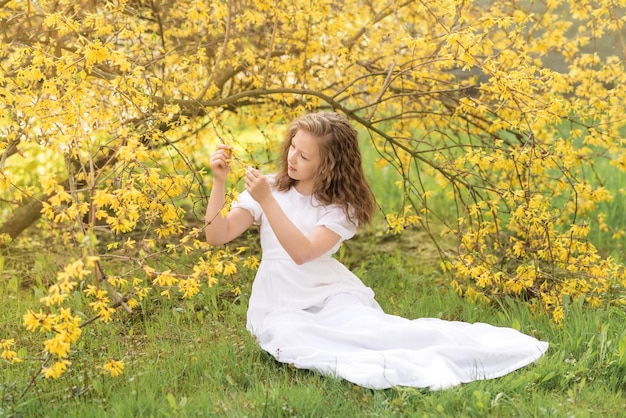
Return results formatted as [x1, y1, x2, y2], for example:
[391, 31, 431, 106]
[1, 233, 626, 417]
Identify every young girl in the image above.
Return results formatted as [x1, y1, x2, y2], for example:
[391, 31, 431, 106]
[205, 112, 548, 390]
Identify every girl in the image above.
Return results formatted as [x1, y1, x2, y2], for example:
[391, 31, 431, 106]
[205, 112, 548, 390]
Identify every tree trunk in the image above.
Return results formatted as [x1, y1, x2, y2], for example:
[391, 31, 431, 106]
[0, 194, 46, 242]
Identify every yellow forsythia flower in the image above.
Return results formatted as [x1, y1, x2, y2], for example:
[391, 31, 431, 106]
[101, 359, 125, 377]
[552, 306, 565, 324]
[243, 255, 260, 270]
[43, 360, 71, 379]
[178, 278, 200, 299]
[44, 334, 72, 358]
[223, 261, 237, 276]
[0, 339, 15, 350]
[23, 309, 54, 333]
[1, 339, 22, 364]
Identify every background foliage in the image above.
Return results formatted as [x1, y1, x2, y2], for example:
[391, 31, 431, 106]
[2, 0, 626, 406]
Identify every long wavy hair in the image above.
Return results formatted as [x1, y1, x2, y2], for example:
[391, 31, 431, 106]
[274, 112, 376, 226]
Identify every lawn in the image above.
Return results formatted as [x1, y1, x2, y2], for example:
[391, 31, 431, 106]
[1, 227, 626, 417]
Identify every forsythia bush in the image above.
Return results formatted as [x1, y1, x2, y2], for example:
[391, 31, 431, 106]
[10, 132, 262, 378]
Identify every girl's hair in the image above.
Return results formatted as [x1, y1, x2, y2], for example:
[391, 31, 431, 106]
[274, 112, 376, 226]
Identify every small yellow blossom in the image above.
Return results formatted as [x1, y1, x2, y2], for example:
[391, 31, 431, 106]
[152, 270, 178, 287]
[223, 261, 237, 276]
[83, 284, 98, 297]
[0, 339, 16, 350]
[44, 334, 71, 358]
[244, 256, 260, 270]
[1, 339, 22, 364]
[178, 278, 200, 299]
[1, 349, 22, 363]
[101, 359, 125, 377]
[552, 306, 565, 324]
[43, 360, 71, 379]
[23, 310, 54, 333]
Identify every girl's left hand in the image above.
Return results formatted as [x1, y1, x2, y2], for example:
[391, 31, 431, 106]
[245, 167, 271, 204]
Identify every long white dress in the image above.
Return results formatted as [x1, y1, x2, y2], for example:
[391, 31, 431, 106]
[232, 186, 549, 390]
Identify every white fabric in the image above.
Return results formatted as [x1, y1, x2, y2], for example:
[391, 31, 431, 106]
[232, 187, 549, 390]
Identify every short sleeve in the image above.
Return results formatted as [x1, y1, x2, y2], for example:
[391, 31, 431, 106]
[316, 205, 357, 240]
[231, 190, 262, 224]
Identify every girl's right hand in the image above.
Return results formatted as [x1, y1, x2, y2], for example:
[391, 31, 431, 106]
[209, 144, 232, 182]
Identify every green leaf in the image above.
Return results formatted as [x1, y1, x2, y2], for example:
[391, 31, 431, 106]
[540, 371, 556, 383]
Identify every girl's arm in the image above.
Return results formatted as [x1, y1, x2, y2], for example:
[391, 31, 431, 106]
[205, 145, 254, 245]
[245, 168, 341, 265]
[204, 179, 254, 245]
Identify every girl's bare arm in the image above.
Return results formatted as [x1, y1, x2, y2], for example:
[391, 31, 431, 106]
[204, 180, 254, 245]
[205, 145, 254, 245]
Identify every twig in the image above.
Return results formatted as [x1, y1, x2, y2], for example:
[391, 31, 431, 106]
[367, 62, 395, 121]
[95, 260, 133, 314]
[262, 5, 279, 90]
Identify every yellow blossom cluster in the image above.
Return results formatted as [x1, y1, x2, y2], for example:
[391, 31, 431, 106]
[39, 260, 90, 307]
[101, 359, 125, 377]
[451, 182, 625, 323]
[385, 206, 422, 234]
[23, 307, 82, 378]
[84, 286, 117, 322]
[168, 245, 253, 298]
[1, 339, 22, 364]
[42, 359, 72, 379]
[20, 233, 259, 379]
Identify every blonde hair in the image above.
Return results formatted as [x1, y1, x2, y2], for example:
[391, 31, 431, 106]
[274, 112, 376, 225]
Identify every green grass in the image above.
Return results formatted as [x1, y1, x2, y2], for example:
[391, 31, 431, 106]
[2, 243, 626, 417]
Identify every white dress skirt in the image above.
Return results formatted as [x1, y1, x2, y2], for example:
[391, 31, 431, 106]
[232, 186, 549, 390]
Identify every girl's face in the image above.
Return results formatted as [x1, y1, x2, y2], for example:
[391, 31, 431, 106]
[287, 129, 321, 194]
